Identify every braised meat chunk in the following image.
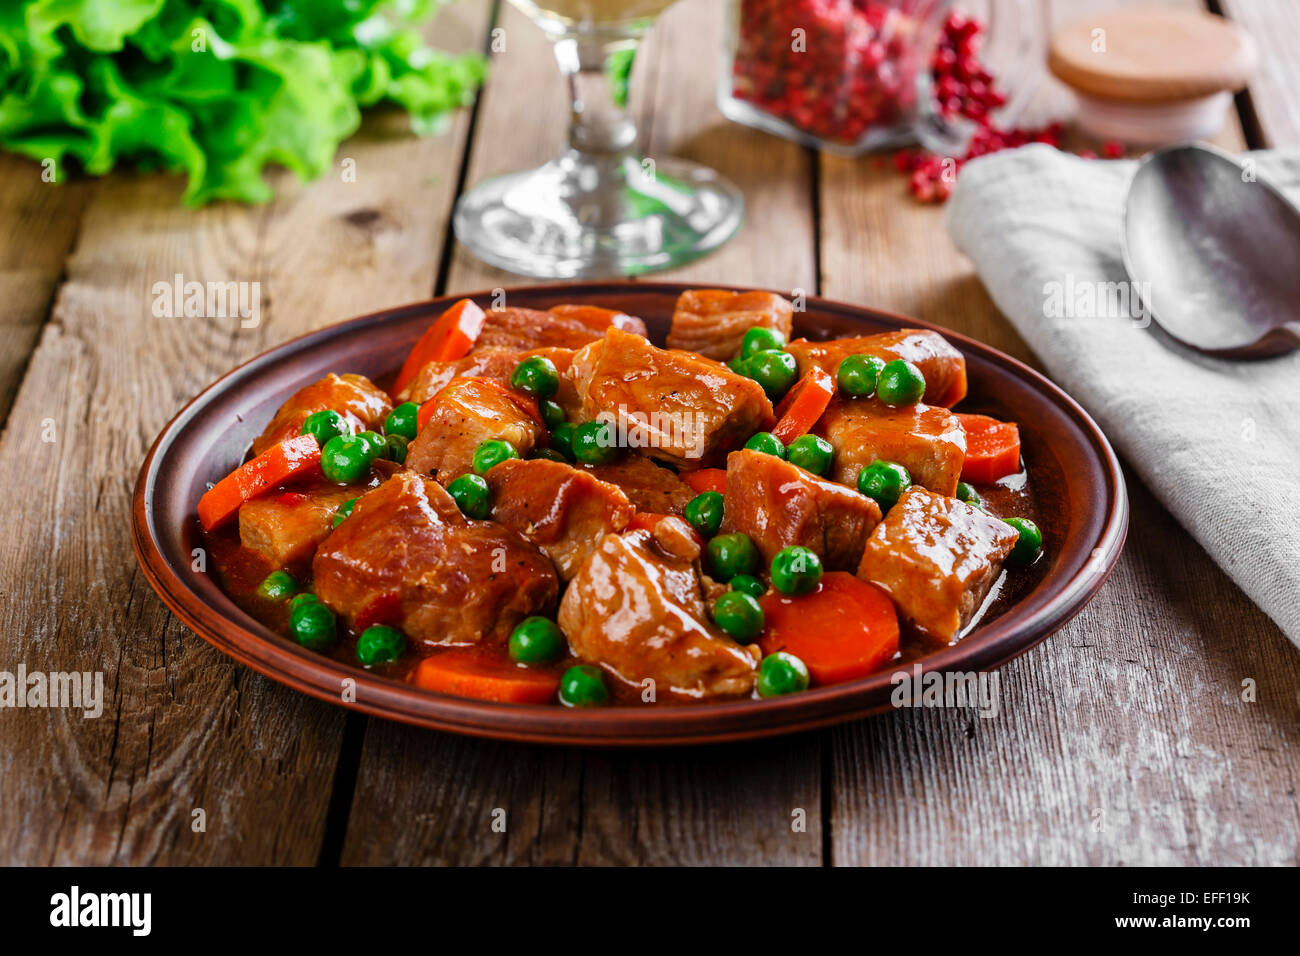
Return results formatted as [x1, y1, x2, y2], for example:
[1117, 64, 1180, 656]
[253, 373, 392, 456]
[722, 449, 882, 571]
[558, 522, 760, 699]
[787, 329, 967, 408]
[583, 455, 696, 516]
[818, 397, 966, 497]
[856, 487, 1018, 644]
[239, 480, 364, 572]
[405, 376, 545, 485]
[486, 458, 634, 580]
[313, 471, 557, 647]
[666, 289, 794, 360]
[396, 345, 577, 412]
[569, 327, 774, 468]
[473, 306, 646, 353]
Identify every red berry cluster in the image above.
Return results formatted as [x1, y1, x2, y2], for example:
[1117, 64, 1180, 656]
[731, 0, 923, 145]
[729, 2, 1126, 203]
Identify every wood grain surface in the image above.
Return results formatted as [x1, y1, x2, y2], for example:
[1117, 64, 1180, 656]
[1, 0, 1297, 866]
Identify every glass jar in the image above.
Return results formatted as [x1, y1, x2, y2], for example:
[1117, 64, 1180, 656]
[719, 0, 1048, 155]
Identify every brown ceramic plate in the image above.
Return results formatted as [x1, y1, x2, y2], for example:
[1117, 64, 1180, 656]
[133, 283, 1128, 746]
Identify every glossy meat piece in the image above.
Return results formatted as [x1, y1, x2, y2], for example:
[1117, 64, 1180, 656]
[722, 449, 882, 571]
[856, 487, 1017, 644]
[252, 373, 392, 456]
[405, 376, 545, 485]
[473, 306, 645, 353]
[239, 481, 361, 571]
[558, 525, 760, 699]
[397, 346, 580, 417]
[568, 328, 774, 468]
[787, 329, 967, 408]
[817, 397, 966, 497]
[313, 471, 557, 647]
[666, 289, 794, 360]
[582, 455, 696, 515]
[485, 458, 634, 580]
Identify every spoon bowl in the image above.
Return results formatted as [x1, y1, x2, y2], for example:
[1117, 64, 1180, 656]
[1122, 142, 1300, 358]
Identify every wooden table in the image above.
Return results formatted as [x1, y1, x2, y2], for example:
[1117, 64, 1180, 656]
[2, 0, 1297, 866]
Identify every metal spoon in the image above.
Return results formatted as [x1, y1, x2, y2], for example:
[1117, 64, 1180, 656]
[1122, 142, 1300, 358]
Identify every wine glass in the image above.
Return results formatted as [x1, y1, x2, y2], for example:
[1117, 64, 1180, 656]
[453, 0, 745, 279]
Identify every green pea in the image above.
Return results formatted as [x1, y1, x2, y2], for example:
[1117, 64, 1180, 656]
[572, 420, 619, 465]
[509, 616, 565, 664]
[289, 593, 318, 612]
[301, 409, 350, 446]
[559, 664, 609, 707]
[757, 651, 810, 698]
[550, 421, 578, 461]
[770, 545, 823, 596]
[727, 357, 748, 374]
[290, 601, 337, 652]
[511, 355, 560, 399]
[385, 433, 409, 464]
[742, 349, 799, 401]
[257, 570, 297, 600]
[857, 460, 911, 511]
[531, 448, 570, 464]
[473, 439, 519, 475]
[540, 399, 567, 430]
[358, 430, 388, 460]
[684, 491, 725, 537]
[1003, 516, 1043, 565]
[384, 402, 420, 441]
[876, 359, 926, 407]
[356, 625, 406, 665]
[744, 431, 786, 459]
[730, 574, 766, 598]
[956, 481, 982, 507]
[447, 473, 491, 519]
[706, 532, 760, 582]
[740, 326, 786, 358]
[321, 434, 373, 483]
[712, 591, 765, 644]
[836, 354, 886, 398]
[332, 497, 357, 529]
[787, 434, 833, 476]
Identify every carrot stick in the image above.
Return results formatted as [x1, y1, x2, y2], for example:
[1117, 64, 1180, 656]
[392, 299, 487, 397]
[771, 366, 834, 445]
[412, 649, 560, 704]
[681, 468, 727, 495]
[197, 435, 321, 531]
[759, 572, 899, 685]
[956, 413, 1021, 484]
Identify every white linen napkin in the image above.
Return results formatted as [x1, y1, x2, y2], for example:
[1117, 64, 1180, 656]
[946, 144, 1300, 645]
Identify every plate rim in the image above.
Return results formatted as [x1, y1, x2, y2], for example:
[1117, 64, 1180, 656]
[132, 281, 1130, 746]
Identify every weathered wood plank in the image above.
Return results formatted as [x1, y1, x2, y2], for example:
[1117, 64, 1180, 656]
[344, 0, 823, 866]
[819, 0, 1299, 865]
[0, 1, 491, 864]
[0, 155, 91, 424]
[1219, 0, 1300, 147]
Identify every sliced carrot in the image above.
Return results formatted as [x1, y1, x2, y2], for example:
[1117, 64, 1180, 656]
[197, 435, 321, 531]
[392, 298, 487, 397]
[771, 366, 834, 445]
[548, 303, 639, 333]
[412, 649, 560, 705]
[758, 572, 899, 686]
[956, 413, 1021, 484]
[681, 468, 727, 495]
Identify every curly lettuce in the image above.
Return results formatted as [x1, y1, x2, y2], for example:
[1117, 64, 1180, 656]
[0, 0, 484, 204]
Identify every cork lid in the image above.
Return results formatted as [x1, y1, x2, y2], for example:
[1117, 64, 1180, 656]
[1048, 9, 1256, 103]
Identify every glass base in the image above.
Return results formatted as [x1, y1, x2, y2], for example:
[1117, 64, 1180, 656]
[453, 151, 744, 279]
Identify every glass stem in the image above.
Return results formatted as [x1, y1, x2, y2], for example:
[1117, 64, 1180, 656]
[553, 35, 640, 157]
